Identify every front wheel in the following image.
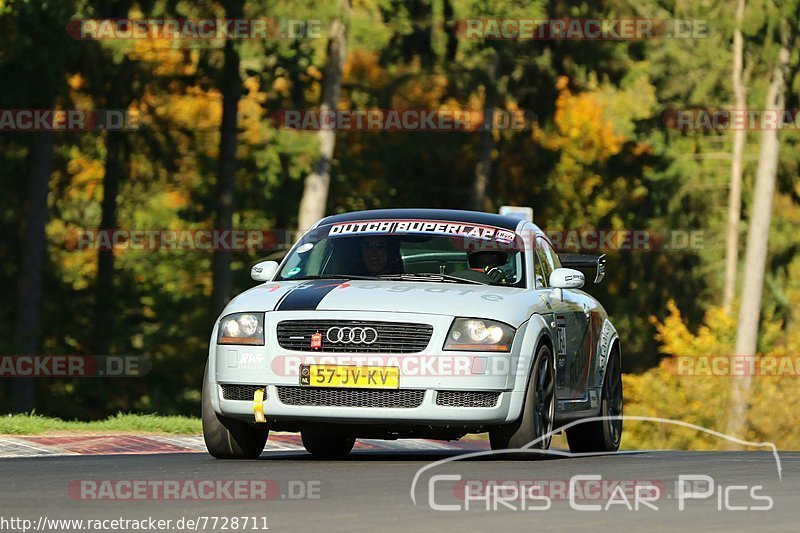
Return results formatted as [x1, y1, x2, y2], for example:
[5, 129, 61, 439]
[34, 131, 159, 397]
[489, 343, 555, 458]
[566, 347, 623, 453]
[202, 363, 269, 459]
[301, 432, 355, 459]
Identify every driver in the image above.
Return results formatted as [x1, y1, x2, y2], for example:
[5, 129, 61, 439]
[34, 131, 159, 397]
[469, 250, 508, 272]
[468, 250, 508, 283]
[360, 236, 402, 276]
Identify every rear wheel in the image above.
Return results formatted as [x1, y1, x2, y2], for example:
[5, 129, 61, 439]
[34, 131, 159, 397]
[566, 347, 623, 453]
[301, 432, 356, 459]
[489, 343, 555, 458]
[202, 363, 269, 459]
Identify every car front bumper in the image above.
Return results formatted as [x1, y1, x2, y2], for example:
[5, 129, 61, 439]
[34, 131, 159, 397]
[216, 386, 520, 426]
[209, 310, 530, 427]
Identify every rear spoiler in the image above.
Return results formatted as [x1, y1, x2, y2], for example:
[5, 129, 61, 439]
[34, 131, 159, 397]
[558, 253, 606, 283]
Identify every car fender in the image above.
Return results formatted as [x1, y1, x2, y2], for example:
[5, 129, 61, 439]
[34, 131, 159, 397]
[504, 313, 554, 424]
[207, 323, 222, 414]
[594, 319, 620, 389]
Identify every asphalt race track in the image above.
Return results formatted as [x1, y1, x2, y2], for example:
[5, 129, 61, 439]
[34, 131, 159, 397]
[1, 449, 797, 532]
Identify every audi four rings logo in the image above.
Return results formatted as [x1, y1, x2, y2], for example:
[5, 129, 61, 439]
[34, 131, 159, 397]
[326, 326, 379, 344]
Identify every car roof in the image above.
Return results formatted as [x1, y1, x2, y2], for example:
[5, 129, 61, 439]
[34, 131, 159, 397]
[317, 208, 523, 231]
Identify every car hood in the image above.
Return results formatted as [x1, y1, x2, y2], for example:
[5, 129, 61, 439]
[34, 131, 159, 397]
[223, 279, 533, 326]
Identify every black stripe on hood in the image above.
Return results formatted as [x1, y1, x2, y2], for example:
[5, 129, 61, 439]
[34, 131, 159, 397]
[274, 279, 348, 311]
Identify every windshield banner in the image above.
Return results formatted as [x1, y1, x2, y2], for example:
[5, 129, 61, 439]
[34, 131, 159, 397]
[328, 219, 516, 243]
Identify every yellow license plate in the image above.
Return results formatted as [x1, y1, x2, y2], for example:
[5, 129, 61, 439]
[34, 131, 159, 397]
[300, 365, 400, 389]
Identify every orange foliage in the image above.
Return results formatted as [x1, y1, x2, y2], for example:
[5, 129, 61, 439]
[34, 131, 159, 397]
[344, 50, 386, 90]
[533, 76, 629, 227]
[539, 76, 623, 162]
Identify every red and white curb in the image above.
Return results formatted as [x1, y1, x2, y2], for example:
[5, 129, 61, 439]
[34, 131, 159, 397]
[0, 434, 489, 458]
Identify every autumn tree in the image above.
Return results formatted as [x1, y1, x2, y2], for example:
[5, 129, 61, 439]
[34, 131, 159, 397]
[723, 0, 749, 313]
[728, 14, 795, 439]
[297, 0, 351, 232]
[211, 0, 245, 317]
[1, 0, 78, 411]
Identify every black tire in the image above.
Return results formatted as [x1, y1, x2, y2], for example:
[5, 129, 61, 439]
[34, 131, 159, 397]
[489, 343, 555, 458]
[301, 432, 356, 459]
[202, 363, 269, 459]
[566, 347, 623, 453]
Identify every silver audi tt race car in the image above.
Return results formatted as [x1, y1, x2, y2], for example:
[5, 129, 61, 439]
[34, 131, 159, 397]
[202, 209, 622, 459]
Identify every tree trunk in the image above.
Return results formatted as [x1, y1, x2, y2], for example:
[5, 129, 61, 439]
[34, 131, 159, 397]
[93, 130, 123, 355]
[722, 0, 747, 314]
[12, 129, 55, 412]
[442, 0, 459, 62]
[471, 50, 499, 212]
[296, 0, 350, 232]
[91, 3, 134, 355]
[211, 0, 244, 318]
[726, 26, 791, 440]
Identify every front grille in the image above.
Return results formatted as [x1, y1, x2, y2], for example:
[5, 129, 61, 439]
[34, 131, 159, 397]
[436, 391, 500, 408]
[220, 384, 264, 401]
[277, 386, 425, 408]
[276, 320, 433, 353]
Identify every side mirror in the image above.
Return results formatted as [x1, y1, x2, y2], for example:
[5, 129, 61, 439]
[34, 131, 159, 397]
[549, 268, 585, 289]
[251, 261, 279, 282]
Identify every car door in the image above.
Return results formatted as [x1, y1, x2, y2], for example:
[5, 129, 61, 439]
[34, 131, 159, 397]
[534, 236, 585, 400]
[561, 289, 604, 402]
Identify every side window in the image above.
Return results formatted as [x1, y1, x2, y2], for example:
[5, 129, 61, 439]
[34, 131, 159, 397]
[540, 237, 561, 271]
[534, 239, 550, 288]
[535, 237, 560, 287]
[279, 239, 330, 279]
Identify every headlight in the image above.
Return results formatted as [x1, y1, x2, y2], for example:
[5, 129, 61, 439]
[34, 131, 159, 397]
[218, 313, 265, 345]
[444, 318, 515, 352]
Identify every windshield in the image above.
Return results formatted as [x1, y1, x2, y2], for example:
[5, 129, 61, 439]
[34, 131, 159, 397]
[276, 220, 526, 287]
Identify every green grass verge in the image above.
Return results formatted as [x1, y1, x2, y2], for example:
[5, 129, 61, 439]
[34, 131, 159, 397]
[0, 413, 201, 435]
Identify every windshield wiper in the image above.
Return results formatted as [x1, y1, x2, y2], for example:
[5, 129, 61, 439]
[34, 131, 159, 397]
[288, 274, 381, 281]
[377, 273, 487, 285]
